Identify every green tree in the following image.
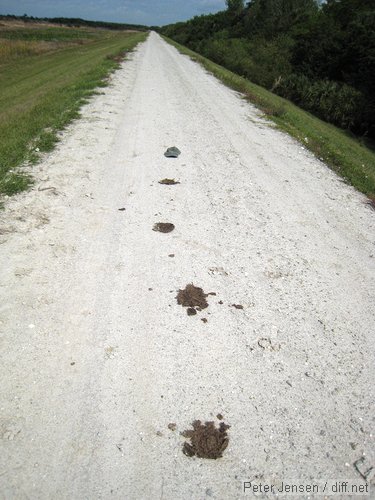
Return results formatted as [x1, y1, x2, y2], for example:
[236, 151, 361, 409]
[244, 0, 318, 38]
[226, 0, 244, 12]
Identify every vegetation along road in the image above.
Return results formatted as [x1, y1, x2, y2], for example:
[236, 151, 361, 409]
[0, 31, 374, 498]
[0, 21, 146, 195]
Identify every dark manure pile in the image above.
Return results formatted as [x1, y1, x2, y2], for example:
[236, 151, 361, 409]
[153, 222, 175, 233]
[176, 284, 210, 314]
[159, 178, 180, 185]
[182, 420, 230, 459]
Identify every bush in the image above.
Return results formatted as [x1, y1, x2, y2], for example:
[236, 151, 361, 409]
[199, 38, 255, 77]
[195, 36, 292, 90]
[276, 74, 366, 130]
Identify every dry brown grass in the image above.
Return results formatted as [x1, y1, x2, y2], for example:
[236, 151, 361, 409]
[0, 39, 86, 64]
[0, 19, 59, 29]
[0, 39, 43, 62]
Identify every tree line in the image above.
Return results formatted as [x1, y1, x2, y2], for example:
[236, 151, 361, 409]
[161, 0, 375, 140]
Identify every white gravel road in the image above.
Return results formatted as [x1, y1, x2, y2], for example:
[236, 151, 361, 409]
[1, 32, 374, 499]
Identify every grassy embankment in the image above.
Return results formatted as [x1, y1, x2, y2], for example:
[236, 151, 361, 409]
[163, 36, 375, 203]
[0, 24, 147, 195]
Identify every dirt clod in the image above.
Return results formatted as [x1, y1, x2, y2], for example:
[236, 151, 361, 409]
[153, 222, 175, 233]
[187, 307, 197, 316]
[216, 413, 223, 420]
[177, 284, 210, 314]
[118, 208, 126, 211]
[182, 420, 230, 459]
[159, 179, 180, 185]
[231, 304, 244, 309]
[201, 318, 208, 323]
[168, 423, 177, 431]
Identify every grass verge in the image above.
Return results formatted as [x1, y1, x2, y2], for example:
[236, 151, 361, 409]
[163, 36, 375, 202]
[0, 29, 147, 196]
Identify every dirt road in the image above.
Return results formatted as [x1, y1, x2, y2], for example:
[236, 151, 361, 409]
[1, 32, 374, 499]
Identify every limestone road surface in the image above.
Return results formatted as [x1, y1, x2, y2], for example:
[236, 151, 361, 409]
[0, 32, 374, 499]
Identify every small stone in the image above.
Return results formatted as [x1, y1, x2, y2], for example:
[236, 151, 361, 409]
[164, 147, 181, 158]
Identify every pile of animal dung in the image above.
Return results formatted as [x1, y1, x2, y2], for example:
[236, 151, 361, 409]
[159, 178, 180, 185]
[182, 420, 230, 459]
[153, 222, 175, 233]
[176, 284, 209, 315]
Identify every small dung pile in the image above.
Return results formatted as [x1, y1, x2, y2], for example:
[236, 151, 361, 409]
[159, 178, 180, 185]
[153, 222, 175, 233]
[182, 420, 230, 459]
[176, 284, 209, 315]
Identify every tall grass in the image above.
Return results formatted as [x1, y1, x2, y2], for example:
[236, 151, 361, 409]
[0, 25, 96, 64]
[0, 39, 63, 62]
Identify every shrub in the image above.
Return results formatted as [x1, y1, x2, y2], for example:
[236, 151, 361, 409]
[276, 74, 366, 130]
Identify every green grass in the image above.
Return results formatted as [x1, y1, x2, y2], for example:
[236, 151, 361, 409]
[163, 36, 375, 202]
[0, 28, 147, 196]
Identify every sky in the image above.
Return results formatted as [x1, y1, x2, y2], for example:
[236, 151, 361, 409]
[0, 0, 227, 26]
